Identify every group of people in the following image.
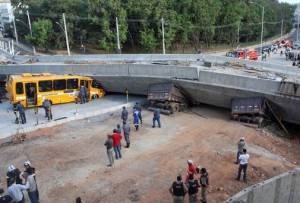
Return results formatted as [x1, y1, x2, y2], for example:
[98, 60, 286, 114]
[1, 161, 39, 203]
[104, 102, 162, 167]
[12, 97, 52, 124]
[169, 160, 209, 203]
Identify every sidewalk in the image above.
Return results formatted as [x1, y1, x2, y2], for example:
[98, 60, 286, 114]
[0, 94, 146, 139]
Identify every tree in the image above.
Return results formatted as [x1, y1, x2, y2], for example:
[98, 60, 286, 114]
[25, 19, 54, 51]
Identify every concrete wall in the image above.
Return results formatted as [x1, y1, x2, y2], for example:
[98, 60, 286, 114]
[225, 168, 300, 203]
[8, 53, 300, 76]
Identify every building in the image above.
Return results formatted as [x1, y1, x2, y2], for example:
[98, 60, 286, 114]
[0, 0, 13, 29]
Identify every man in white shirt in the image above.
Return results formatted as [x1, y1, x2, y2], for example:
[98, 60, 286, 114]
[236, 148, 249, 183]
[7, 178, 28, 203]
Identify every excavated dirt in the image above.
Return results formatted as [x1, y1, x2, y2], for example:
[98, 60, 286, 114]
[0, 105, 300, 203]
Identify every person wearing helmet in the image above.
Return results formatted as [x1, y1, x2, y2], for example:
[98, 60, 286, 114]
[6, 165, 22, 188]
[23, 161, 39, 200]
[235, 137, 246, 164]
[185, 160, 197, 184]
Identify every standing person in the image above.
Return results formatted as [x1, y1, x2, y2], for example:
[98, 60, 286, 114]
[16, 101, 26, 124]
[104, 134, 114, 167]
[111, 129, 122, 159]
[235, 137, 246, 164]
[23, 161, 39, 200]
[42, 98, 51, 118]
[199, 168, 209, 203]
[80, 85, 86, 104]
[7, 178, 28, 203]
[185, 160, 197, 184]
[133, 108, 139, 131]
[84, 86, 89, 103]
[187, 173, 200, 203]
[236, 148, 249, 183]
[121, 106, 128, 123]
[6, 165, 22, 188]
[123, 120, 131, 148]
[169, 175, 188, 203]
[0, 188, 12, 203]
[134, 102, 142, 124]
[116, 124, 122, 134]
[13, 102, 20, 124]
[152, 107, 161, 128]
[21, 172, 39, 203]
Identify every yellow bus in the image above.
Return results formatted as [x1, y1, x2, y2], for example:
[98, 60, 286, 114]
[5, 73, 105, 107]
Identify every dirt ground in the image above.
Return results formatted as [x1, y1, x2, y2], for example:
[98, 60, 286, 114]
[0, 105, 299, 203]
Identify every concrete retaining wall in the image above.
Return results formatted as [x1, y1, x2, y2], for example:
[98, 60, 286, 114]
[225, 168, 300, 203]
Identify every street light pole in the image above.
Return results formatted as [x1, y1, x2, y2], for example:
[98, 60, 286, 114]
[63, 13, 70, 56]
[13, 17, 18, 44]
[26, 10, 35, 55]
[260, 5, 264, 54]
[116, 17, 121, 54]
[162, 18, 165, 55]
[56, 13, 70, 55]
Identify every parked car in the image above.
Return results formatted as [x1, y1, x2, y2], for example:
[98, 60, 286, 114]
[293, 43, 300, 49]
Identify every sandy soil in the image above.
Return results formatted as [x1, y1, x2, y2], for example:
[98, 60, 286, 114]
[0, 105, 299, 203]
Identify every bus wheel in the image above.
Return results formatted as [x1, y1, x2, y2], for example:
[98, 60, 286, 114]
[92, 94, 99, 99]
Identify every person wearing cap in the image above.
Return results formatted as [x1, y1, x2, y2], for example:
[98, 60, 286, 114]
[104, 134, 114, 167]
[6, 165, 22, 188]
[235, 137, 246, 164]
[134, 102, 142, 124]
[121, 106, 128, 123]
[169, 175, 188, 203]
[7, 178, 28, 203]
[0, 188, 12, 203]
[21, 172, 39, 203]
[42, 98, 51, 119]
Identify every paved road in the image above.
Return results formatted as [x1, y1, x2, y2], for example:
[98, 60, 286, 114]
[0, 94, 146, 139]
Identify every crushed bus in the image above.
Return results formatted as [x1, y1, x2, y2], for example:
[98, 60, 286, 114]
[5, 73, 105, 107]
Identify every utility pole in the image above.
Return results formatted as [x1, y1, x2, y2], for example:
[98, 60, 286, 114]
[162, 18, 165, 54]
[116, 17, 121, 54]
[13, 17, 18, 44]
[237, 21, 240, 48]
[280, 19, 283, 39]
[297, 17, 300, 42]
[260, 6, 264, 54]
[63, 13, 70, 55]
[27, 10, 35, 55]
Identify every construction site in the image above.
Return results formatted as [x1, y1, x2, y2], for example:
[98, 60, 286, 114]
[0, 48, 299, 202]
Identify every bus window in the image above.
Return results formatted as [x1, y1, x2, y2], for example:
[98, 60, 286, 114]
[16, 82, 24, 94]
[92, 80, 101, 88]
[53, 79, 66, 91]
[67, 79, 78, 89]
[39, 80, 52, 92]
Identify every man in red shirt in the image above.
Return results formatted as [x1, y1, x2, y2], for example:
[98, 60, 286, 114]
[185, 160, 197, 183]
[111, 129, 122, 159]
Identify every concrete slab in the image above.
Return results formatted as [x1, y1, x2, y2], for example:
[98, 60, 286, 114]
[0, 94, 146, 139]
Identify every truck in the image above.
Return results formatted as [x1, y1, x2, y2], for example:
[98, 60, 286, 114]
[147, 83, 189, 114]
[226, 49, 258, 60]
[231, 97, 268, 127]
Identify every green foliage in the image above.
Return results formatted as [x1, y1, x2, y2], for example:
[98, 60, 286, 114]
[11, 0, 296, 53]
[25, 19, 53, 50]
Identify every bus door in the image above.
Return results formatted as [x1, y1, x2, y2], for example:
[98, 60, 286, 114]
[80, 80, 90, 100]
[25, 82, 37, 107]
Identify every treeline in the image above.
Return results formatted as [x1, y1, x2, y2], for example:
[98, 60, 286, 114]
[9, 0, 296, 53]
